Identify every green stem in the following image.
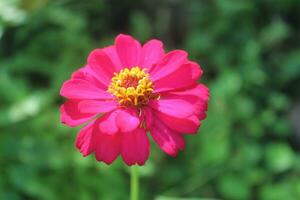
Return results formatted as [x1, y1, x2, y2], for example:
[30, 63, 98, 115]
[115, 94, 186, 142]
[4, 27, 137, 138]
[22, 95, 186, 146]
[130, 165, 139, 200]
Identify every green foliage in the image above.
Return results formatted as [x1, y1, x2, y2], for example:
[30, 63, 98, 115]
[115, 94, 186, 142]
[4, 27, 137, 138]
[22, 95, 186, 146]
[1, 0, 300, 200]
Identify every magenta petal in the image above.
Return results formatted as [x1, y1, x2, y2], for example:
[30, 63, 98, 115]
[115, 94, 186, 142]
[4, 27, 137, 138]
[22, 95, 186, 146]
[95, 132, 121, 164]
[60, 100, 96, 127]
[143, 107, 153, 130]
[71, 66, 91, 80]
[60, 79, 112, 99]
[150, 119, 185, 156]
[71, 66, 107, 90]
[75, 121, 97, 156]
[155, 111, 200, 134]
[149, 99, 194, 118]
[78, 100, 117, 113]
[87, 49, 116, 86]
[150, 50, 187, 81]
[167, 84, 209, 102]
[98, 110, 119, 135]
[102, 45, 122, 72]
[116, 109, 140, 132]
[154, 61, 202, 92]
[140, 39, 164, 70]
[163, 84, 209, 119]
[121, 128, 150, 166]
[115, 34, 142, 68]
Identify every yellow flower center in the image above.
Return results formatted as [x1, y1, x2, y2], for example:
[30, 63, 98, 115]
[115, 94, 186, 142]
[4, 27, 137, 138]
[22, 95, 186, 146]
[108, 67, 157, 107]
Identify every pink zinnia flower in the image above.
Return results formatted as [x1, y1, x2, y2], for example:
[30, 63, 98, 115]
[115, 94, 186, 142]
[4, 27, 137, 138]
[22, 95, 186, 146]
[60, 34, 209, 165]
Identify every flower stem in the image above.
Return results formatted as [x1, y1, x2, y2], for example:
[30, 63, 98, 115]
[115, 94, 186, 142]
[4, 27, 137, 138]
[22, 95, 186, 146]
[130, 165, 139, 200]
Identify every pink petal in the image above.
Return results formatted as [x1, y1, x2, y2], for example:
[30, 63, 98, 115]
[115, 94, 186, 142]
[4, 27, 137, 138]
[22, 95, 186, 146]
[143, 107, 153, 130]
[75, 120, 97, 156]
[140, 39, 164, 70]
[87, 49, 115, 86]
[150, 119, 185, 156]
[71, 67, 89, 79]
[60, 79, 112, 99]
[121, 128, 150, 165]
[60, 100, 96, 127]
[102, 45, 122, 72]
[71, 66, 107, 90]
[154, 61, 202, 92]
[149, 99, 194, 118]
[150, 50, 187, 81]
[115, 34, 142, 68]
[94, 131, 121, 164]
[78, 100, 117, 113]
[167, 84, 209, 102]
[116, 109, 140, 132]
[98, 110, 119, 135]
[154, 111, 200, 134]
[163, 84, 209, 119]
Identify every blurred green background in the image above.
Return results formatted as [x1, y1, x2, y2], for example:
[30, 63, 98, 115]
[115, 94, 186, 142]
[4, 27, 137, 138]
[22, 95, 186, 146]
[1, 0, 300, 199]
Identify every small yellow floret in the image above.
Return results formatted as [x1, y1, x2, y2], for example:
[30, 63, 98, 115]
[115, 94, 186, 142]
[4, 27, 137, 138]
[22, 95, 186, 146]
[108, 67, 157, 107]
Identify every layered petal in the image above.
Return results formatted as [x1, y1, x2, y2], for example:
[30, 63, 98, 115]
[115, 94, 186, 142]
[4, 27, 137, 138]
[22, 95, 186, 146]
[71, 66, 107, 90]
[60, 100, 96, 127]
[98, 108, 140, 135]
[140, 39, 164, 70]
[116, 109, 140, 132]
[95, 131, 121, 164]
[150, 50, 187, 81]
[71, 66, 92, 80]
[121, 128, 150, 165]
[154, 61, 202, 92]
[142, 107, 153, 130]
[167, 84, 209, 102]
[60, 79, 112, 99]
[98, 110, 119, 135]
[78, 100, 117, 113]
[102, 45, 122, 72]
[151, 119, 185, 156]
[87, 49, 116, 86]
[115, 34, 142, 68]
[164, 84, 209, 119]
[75, 120, 97, 156]
[154, 111, 200, 134]
[149, 99, 194, 118]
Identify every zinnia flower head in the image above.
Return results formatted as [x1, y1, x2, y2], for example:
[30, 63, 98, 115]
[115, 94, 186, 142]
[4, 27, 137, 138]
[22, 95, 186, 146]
[60, 34, 209, 165]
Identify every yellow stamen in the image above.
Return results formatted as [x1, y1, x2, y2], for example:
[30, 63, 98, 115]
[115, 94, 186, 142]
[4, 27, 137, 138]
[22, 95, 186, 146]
[108, 67, 158, 107]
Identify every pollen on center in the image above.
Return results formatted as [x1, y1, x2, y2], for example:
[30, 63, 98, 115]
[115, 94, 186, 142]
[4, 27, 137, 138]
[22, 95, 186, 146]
[108, 66, 156, 107]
